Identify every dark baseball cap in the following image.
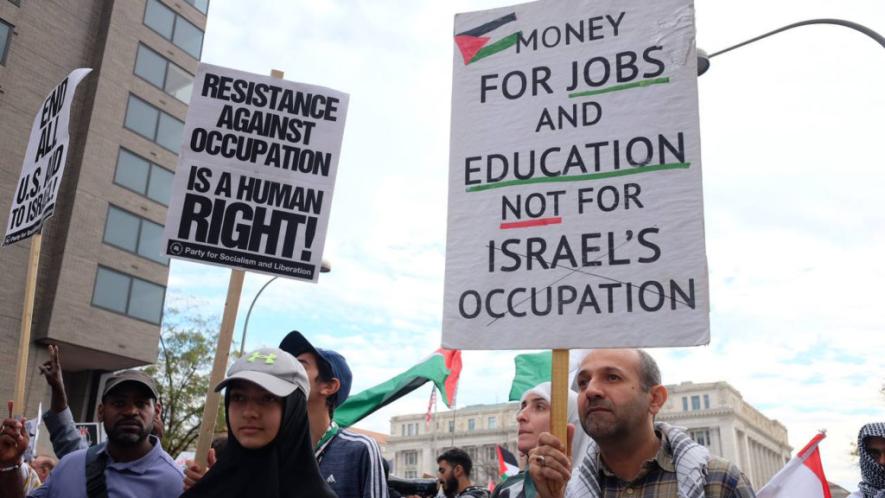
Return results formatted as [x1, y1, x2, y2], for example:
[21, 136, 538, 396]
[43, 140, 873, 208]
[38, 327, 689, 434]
[215, 347, 309, 397]
[102, 370, 159, 400]
[279, 330, 352, 408]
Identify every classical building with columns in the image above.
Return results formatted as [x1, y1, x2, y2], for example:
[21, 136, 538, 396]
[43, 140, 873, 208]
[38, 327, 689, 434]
[388, 402, 520, 483]
[386, 381, 791, 489]
[658, 381, 792, 489]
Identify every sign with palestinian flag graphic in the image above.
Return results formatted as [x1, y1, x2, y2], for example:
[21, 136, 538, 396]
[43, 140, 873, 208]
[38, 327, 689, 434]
[442, 0, 709, 349]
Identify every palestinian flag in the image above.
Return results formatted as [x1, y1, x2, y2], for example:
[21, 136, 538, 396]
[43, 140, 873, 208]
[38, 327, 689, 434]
[334, 348, 462, 428]
[508, 351, 552, 401]
[497, 445, 520, 480]
[454, 12, 520, 65]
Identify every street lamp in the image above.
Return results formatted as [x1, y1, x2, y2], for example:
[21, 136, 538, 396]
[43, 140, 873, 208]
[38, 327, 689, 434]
[697, 19, 885, 76]
[238, 259, 332, 356]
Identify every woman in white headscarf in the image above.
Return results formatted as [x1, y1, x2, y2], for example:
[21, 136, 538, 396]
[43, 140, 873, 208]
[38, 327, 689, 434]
[491, 382, 590, 498]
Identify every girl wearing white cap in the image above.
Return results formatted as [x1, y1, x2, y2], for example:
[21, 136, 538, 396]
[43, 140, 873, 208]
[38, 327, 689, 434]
[181, 348, 335, 498]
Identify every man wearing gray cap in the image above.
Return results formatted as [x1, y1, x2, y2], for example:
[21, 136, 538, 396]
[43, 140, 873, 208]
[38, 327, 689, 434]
[0, 369, 182, 497]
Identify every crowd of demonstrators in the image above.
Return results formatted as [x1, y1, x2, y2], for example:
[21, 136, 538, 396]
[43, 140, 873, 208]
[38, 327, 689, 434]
[850, 422, 885, 498]
[1, 368, 182, 498]
[182, 347, 335, 498]
[437, 448, 490, 498]
[2, 340, 881, 498]
[526, 348, 756, 498]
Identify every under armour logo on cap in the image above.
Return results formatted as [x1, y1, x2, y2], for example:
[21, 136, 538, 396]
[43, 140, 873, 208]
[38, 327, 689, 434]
[247, 351, 277, 364]
[215, 347, 309, 398]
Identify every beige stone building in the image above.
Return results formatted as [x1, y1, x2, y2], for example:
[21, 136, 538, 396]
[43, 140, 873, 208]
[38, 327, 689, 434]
[659, 381, 792, 489]
[386, 381, 792, 489]
[388, 402, 521, 483]
[0, 0, 207, 422]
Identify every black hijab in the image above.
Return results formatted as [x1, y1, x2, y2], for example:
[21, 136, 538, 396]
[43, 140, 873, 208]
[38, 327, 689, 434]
[181, 386, 336, 498]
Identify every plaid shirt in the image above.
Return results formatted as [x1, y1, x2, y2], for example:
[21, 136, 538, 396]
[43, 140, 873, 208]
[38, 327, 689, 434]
[595, 433, 756, 498]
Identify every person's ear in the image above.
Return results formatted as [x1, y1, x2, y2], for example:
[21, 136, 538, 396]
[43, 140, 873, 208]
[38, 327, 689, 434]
[319, 378, 341, 398]
[453, 464, 464, 479]
[97, 403, 104, 423]
[648, 384, 668, 416]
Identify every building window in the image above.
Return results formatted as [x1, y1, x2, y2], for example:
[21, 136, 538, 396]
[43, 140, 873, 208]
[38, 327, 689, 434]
[484, 445, 496, 461]
[448, 421, 454, 433]
[124, 94, 184, 153]
[114, 149, 173, 206]
[0, 19, 12, 65]
[703, 394, 710, 409]
[689, 429, 711, 447]
[92, 266, 165, 324]
[103, 205, 169, 265]
[144, 0, 204, 59]
[401, 425, 405, 436]
[682, 397, 688, 411]
[467, 418, 475, 432]
[404, 450, 418, 466]
[487, 416, 496, 430]
[691, 395, 701, 411]
[182, 0, 209, 14]
[404, 471, 417, 479]
[134, 44, 193, 103]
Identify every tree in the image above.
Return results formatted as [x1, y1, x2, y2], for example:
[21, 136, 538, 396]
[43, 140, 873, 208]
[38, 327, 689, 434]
[142, 307, 227, 458]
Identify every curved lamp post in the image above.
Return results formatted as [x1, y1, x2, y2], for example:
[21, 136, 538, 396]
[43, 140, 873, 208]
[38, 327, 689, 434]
[238, 259, 332, 356]
[698, 19, 885, 76]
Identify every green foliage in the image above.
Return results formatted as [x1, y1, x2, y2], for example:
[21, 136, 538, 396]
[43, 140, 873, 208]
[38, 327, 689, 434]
[143, 307, 230, 458]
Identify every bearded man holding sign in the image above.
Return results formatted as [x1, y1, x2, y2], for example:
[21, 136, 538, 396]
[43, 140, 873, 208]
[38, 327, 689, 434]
[527, 349, 755, 498]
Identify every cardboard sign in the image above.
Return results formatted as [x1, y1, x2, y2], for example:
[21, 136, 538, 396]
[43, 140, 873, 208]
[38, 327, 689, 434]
[442, 0, 709, 349]
[3, 68, 92, 246]
[163, 64, 349, 281]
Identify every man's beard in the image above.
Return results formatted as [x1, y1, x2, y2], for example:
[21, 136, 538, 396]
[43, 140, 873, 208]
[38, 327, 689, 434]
[441, 475, 459, 498]
[107, 419, 152, 446]
[580, 397, 646, 441]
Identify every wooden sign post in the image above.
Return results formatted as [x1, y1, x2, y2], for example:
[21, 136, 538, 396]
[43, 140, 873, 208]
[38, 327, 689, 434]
[549, 349, 570, 445]
[193, 268, 245, 467]
[12, 233, 42, 416]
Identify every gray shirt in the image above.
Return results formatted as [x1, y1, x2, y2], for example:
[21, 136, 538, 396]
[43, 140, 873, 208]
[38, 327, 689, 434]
[28, 435, 183, 498]
[42, 407, 88, 459]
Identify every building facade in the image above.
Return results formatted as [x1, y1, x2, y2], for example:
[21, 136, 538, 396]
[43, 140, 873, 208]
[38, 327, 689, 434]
[0, 0, 207, 423]
[388, 402, 521, 483]
[658, 381, 792, 489]
[386, 381, 792, 489]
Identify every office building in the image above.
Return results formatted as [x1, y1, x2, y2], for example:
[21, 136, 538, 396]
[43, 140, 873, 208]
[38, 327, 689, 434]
[0, 0, 207, 423]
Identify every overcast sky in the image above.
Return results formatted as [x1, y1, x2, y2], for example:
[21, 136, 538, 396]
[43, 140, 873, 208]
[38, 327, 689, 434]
[166, 0, 885, 489]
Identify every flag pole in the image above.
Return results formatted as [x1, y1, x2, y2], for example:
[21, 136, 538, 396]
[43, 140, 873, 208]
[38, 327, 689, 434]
[12, 232, 42, 416]
[550, 349, 569, 446]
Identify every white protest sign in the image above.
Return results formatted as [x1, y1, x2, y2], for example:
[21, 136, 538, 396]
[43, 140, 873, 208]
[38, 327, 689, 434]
[3, 68, 92, 246]
[442, 0, 709, 349]
[163, 64, 349, 281]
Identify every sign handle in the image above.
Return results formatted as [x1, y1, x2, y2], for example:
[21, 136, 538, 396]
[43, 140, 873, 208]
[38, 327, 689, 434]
[192, 68, 285, 469]
[193, 268, 245, 467]
[550, 349, 570, 447]
[13, 232, 42, 416]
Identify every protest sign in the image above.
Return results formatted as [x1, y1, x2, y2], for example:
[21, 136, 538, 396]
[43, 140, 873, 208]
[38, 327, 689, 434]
[163, 63, 349, 282]
[3, 68, 92, 246]
[443, 0, 709, 349]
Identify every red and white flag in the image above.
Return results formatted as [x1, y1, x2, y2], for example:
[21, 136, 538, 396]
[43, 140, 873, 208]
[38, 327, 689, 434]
[757, 432, 831, 498]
